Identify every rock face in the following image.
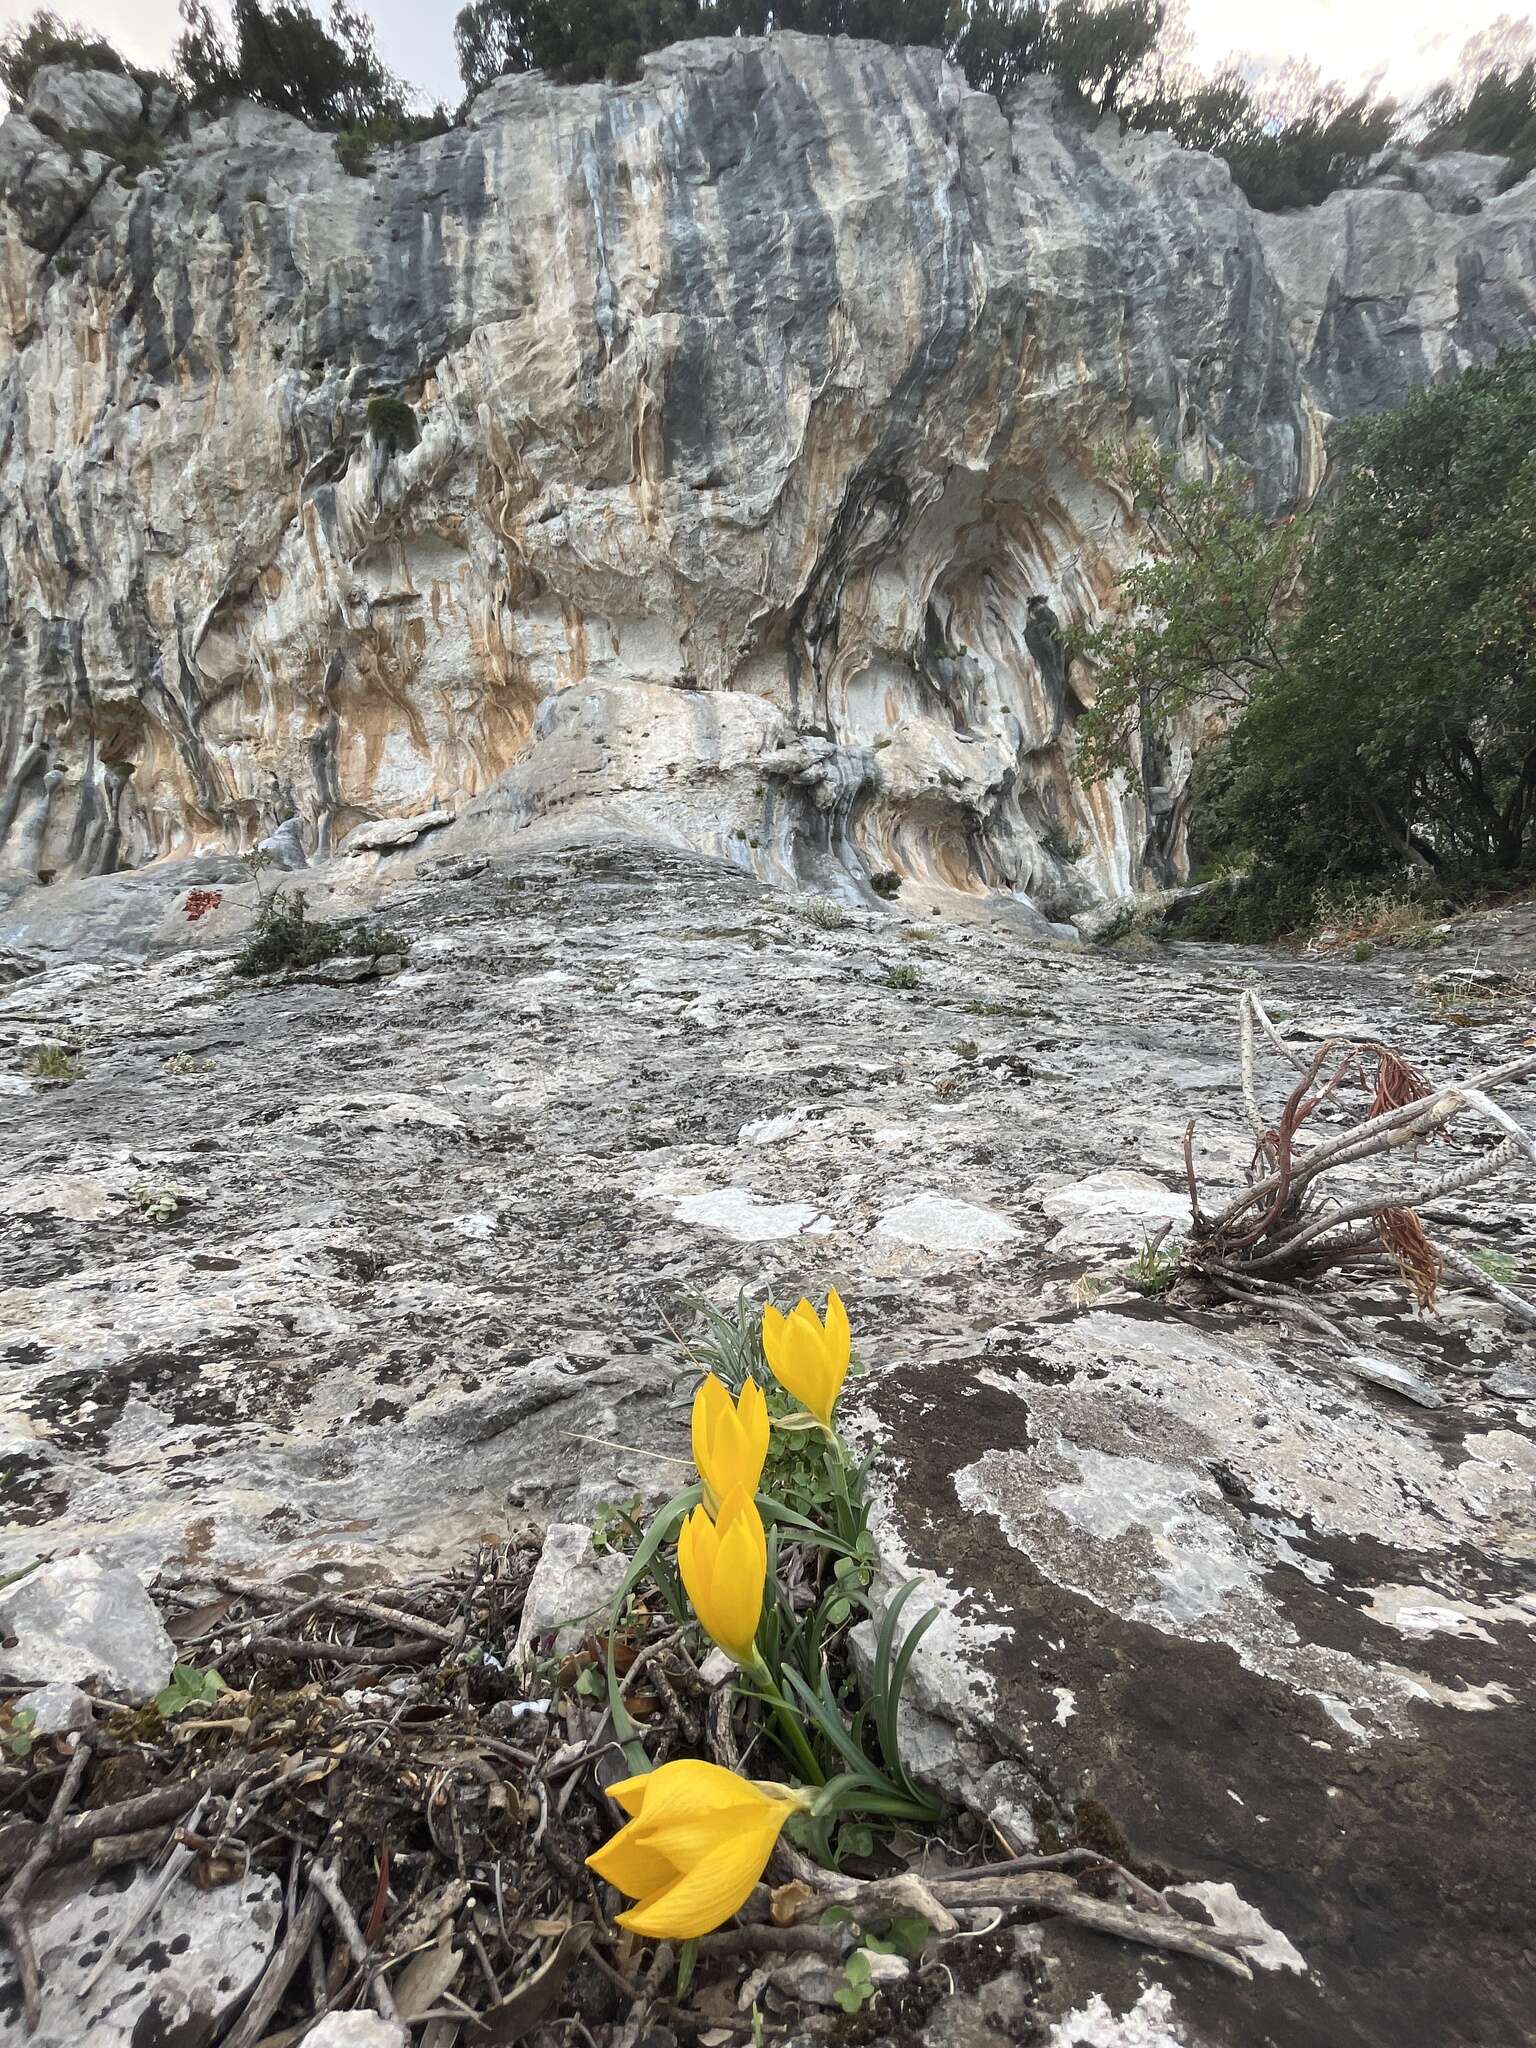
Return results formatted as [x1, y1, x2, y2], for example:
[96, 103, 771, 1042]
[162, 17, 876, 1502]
[0, 831, 1532, 2045]
[4, 36, 1536, 924]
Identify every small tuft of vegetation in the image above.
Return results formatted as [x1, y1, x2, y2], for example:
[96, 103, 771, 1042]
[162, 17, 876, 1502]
[885, 963, 921, 990]
[1040, 820, 1085, 863]
[232, 885, 406, 978]
[365, 393, 420, 452]
[27, 1044, 82, 1081]
[1126, 1233, 1181, 1297]
[163, 1050, 214, 1077]
[794, 896, 854, 932]
[869, 870, 902, 899]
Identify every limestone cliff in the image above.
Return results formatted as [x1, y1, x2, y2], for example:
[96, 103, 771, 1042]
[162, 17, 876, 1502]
[3, 37, 1536, 922]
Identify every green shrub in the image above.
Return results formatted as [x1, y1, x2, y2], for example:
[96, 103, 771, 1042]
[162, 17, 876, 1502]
[1, 9, 132, 106]
[366, 394, 420, 452]
[1040, 820, 1084, 863]
[869, 870, 902, 899]
[27, 1044, 83, 1081]
[232, 886, 406, 977]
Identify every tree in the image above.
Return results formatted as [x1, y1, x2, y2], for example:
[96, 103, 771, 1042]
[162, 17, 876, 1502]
[175, 0, 409, 128]
[1267, 351, 1536, 875]
[0, 8, 131, 107]
[1071, 440, 1314, 792]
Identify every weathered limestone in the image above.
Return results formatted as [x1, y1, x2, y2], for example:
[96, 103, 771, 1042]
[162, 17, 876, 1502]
[4, 38, 1534, 924]
[0, 833, 1531, 2044]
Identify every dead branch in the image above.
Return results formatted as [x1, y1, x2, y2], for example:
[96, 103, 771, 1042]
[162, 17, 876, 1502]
[1182, 990, 1536, 1352]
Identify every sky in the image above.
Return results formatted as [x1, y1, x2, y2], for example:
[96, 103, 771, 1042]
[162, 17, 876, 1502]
[1, 0, 1530, 113]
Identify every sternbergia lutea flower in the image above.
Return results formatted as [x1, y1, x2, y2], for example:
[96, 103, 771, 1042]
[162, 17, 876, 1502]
[690, 1372, 769, 1515]
[586, 1759, 811, 1939]
[676, 1484, 766, 1668]
[761, 1288, 850, 1429]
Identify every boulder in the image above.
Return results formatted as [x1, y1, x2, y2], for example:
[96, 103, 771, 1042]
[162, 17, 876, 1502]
[0, 1555, 174, 1702]
[25, 64, 145, 142]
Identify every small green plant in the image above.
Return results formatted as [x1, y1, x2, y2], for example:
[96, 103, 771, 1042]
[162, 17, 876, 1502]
[885, 963, 921, 990]
[1126, 1233, 1182, 1297]
[27, 1045, 82, 1081]
[163, 1051, 214, 1077]
[833, 1948, 879, 2014]
[795, 896, 854, 931]
[154, 1664, 228, 1719]
[1468, 1247, 1520, 1286]
[953, 1038, 979, 1060]
[365, 394, 420, 455]
[232, 882, 405, 978]
[869, 870, 902, 898]
[6, 1708, 36, 1760]
[1352, 940, 1375, 963]
[130, 1181, 186, 1225]
[1040, 821, 1085, 862]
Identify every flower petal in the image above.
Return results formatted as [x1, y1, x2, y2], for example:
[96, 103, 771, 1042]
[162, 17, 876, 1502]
[587, 1820, 679, 1900]
[615, 1810, 786, 1940]
[823, 1288, 850, 1371]
[764, 1307, 834, 1424]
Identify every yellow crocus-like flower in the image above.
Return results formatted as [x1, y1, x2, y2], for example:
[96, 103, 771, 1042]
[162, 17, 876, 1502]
[761, 1288, 850, 1428]
[676, 1485, 766, 1668]
[691, 1373, 769, 1515]
[587, 1759, 811, 1939]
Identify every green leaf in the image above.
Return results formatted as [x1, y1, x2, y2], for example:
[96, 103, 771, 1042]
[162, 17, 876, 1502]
[887, 1914, 931, 1958]
[675, 1937, 699, 2001]
[154, 1663, 227, 1718]
[603, 1483, 701, 1773]
[838, 1822, 875, 1860]
[844, 1950, 871, 1984]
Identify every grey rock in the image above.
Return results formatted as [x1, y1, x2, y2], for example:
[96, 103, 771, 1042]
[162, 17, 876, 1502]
[255, 816, 309, 870]
[342, 810, 455, 855]
[1489, 1368, 1536, 1400]
[513, 1520, 631, 1664]
[13, 1682, 95, 1733]
[302, 2017, 411, 2048]
[0, 1864, 280, 2047]
[0, 833, 1530, 2046]
[0, 1555, 175, 1701]
[25, 63, 145, 141]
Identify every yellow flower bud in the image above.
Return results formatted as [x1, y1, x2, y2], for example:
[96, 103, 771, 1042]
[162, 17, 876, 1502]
[691, 1373, 769, 1516]
[761, 1288, 850, 1428]
[676, 1485, 766, 1668]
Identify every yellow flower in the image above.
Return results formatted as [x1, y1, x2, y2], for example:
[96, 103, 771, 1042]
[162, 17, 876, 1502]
[587, 1759, 811, 1939]
[691, 1373, 769, 1515]
[761, 1288, 850, 1428]
[676, 1485, 766, 1667]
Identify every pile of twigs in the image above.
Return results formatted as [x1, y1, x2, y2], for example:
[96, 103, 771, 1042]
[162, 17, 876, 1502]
[1177, 990, 1536, 1356]
[0, 1539, 1262, 2045]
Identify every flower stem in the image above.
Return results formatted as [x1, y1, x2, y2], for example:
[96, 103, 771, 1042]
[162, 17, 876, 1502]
[747, 1661, 825, 1787]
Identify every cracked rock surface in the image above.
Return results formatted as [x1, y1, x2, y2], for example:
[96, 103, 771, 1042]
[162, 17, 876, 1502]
[0, 833, 1532, 2044]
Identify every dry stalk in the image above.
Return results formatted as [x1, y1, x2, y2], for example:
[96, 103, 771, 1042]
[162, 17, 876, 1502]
[1187, 990, 1536, 1345]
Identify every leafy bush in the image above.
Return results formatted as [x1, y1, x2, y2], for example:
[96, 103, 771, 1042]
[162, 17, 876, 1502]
[365, 393, 420, 450]
[0, 8, 134, 106]
[233, 885, 406, 977]
[176, 0, 409, 129]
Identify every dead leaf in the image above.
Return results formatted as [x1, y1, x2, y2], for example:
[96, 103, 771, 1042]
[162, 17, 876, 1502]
[394, 1929, 463, 2020]
[770, 1880, 815, 1928]
[166, 1598, 232, 1642]
[476, 1924, 592, 2044]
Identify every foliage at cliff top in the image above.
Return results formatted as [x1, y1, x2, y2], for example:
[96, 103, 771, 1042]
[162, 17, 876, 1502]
[7, 0, 1527, 220]
[1090, 348, 1536, 938]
